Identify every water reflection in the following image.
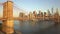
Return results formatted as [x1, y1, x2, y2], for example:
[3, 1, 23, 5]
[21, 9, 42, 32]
[14, 20, 55, 34]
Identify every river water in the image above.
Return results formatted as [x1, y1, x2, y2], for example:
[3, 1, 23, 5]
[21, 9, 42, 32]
[14, 20, 56, 34]
[0, 20, 60, 34]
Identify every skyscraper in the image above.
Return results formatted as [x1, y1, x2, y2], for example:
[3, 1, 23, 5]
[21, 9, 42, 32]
[19, 12, 25, 17]
[33, 11, 37, 17]
[47, 9, 51, 16]
[51, 8, 54, 15]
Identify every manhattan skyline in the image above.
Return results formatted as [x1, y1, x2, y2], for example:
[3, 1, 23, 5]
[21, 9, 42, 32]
[0, 0, 60, 17]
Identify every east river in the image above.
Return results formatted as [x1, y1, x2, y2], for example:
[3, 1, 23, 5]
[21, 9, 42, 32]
[0, 20, 60, 34]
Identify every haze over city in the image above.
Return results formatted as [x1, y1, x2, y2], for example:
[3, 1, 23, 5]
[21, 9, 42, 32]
[0, 0, 60, 17]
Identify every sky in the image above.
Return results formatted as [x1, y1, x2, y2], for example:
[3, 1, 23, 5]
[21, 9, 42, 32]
[0, 0, 60, 17]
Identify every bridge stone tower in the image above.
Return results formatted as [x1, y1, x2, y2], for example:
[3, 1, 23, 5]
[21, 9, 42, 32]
[2, 1, 14, 34]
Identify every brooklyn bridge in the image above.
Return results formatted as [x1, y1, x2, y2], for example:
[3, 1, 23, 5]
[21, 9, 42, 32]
[0, 0, 60, 34]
